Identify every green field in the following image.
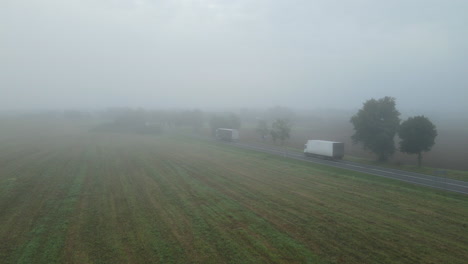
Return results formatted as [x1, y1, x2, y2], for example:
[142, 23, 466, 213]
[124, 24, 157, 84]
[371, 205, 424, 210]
[0, 120, 467, 263]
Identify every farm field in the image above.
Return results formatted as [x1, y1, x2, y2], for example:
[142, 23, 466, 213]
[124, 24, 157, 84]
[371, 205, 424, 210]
[0, 120, 467, 263]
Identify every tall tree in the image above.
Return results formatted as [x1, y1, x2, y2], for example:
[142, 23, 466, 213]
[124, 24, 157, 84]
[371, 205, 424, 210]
[270, 119, 291, 145]
[350, 96, 401, 161]
[398, 115, 437, 167]
[256, 120, 269, 140]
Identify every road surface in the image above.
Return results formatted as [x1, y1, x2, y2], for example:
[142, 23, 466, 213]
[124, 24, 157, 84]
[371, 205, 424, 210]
[217, 140, 468, 195]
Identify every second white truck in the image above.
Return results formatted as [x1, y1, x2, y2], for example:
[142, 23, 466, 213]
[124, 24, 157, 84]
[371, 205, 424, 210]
[215, 128, 239, 142]
[304, 140, 344, 160]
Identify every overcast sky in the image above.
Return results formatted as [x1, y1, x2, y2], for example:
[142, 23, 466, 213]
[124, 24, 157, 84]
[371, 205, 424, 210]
[1, 0, 467, 112]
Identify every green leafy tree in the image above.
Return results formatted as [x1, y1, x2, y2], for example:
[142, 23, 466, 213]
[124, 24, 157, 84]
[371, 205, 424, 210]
[350, 96, 401, 161]
[270, 119, 291, 145]
[256, 120, 269, 140]
[398, 115, 437, 167]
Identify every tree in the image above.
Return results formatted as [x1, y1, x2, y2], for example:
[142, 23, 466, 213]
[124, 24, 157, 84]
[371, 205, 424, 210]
[350, 96, 400, 161]
[256, 120, 269, 140]
[270, 119, 291, 145]
[398, 115, 437, 167]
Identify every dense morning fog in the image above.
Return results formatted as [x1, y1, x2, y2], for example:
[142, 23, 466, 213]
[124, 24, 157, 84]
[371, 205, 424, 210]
[1, 0, 467, 112]
[2, 2, 468, 263]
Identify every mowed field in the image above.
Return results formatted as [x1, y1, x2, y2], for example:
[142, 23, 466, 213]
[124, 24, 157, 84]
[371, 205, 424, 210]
[0, 120, 467, 264]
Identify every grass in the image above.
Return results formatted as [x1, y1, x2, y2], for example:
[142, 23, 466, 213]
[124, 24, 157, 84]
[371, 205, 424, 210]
[343, 155, 468, 182]
[0, 119, 467, 263]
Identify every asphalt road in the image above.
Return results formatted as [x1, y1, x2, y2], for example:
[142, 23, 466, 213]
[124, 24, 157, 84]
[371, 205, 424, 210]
[219, 140, 468, 195]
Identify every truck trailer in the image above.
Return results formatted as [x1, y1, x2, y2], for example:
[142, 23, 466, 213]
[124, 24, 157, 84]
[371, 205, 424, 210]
[215, 128, 239, 142]
[304, 140, 344, 160]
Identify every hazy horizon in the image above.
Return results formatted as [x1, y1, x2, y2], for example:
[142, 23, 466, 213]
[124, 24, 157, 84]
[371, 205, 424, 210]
[2, 0, 467, 112]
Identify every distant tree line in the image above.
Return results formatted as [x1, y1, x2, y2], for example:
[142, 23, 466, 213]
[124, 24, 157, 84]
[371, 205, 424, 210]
[93, 108, 206, 134]
[63, 101, 437, 167]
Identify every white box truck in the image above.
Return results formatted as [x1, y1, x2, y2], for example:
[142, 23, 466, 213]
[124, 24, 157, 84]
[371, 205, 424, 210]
[215, 128, 239, 142]
[304, 140, 344, 160]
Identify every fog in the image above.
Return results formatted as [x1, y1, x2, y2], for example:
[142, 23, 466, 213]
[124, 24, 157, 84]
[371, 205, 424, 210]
[1, 0, 467, 113]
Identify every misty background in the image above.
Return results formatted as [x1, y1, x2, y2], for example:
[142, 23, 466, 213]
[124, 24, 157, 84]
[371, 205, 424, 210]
[1, 0, 468, 113]
[1, 0, 468, 171]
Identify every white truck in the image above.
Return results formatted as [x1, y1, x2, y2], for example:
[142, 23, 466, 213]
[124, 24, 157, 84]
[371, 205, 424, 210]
[304, 140, 344, 160]
[215, 128, 239, 142]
